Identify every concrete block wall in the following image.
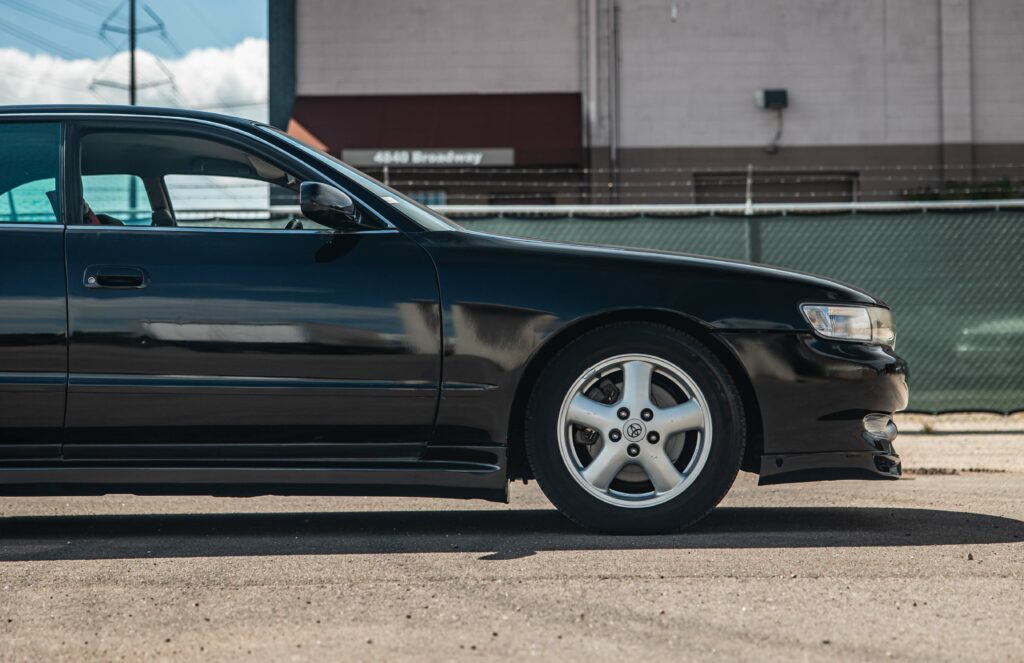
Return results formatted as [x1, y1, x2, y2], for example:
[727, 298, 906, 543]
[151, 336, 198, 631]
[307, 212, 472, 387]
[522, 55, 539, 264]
[972, 0, 1024, 143]
[295, 0, 581, 96]
[281, 0, 1024, 202]
[291, 0, 1024, 153]
[615, 0, 944, 148]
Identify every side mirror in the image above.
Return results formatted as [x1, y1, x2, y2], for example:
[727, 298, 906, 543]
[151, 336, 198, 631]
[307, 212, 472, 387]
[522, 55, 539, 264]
[300, 182, 370, 231]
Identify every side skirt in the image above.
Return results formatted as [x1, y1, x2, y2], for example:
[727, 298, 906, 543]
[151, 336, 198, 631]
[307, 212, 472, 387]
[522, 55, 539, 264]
[0, 450, 509, 502]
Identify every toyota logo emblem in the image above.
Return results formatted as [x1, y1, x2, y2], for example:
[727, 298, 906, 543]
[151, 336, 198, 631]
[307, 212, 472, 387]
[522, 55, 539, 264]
[626, 422, 644, 439]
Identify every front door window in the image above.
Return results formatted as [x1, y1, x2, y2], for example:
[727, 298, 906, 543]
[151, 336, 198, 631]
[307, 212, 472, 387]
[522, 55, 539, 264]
[78, 130, 339, 231]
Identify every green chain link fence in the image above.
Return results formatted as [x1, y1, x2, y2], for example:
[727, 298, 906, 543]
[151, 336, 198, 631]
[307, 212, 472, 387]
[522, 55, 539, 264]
[454, 210, 1024, 413]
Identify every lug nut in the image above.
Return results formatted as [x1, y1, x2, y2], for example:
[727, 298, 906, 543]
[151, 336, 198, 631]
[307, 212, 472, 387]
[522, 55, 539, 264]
[647, 431, 660, 444]
[626, 443, 640, 457]
[641, 408, 653, 421]
[617, 407, 630, 420]
[609, 429, 621, 442]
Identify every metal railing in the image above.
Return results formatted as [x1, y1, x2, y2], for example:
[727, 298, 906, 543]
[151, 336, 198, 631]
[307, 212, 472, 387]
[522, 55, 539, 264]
[72, 197, 1024, 221]
[433, 198, 1024, 217]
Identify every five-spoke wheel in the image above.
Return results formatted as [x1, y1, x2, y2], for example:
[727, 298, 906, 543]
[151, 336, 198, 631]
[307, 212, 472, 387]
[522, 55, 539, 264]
[558, 354, 712, 507]
[525, 322, 746, 534]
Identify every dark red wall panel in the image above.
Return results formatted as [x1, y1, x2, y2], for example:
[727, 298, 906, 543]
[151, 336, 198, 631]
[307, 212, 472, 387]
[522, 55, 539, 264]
[292, 93, 582, 166]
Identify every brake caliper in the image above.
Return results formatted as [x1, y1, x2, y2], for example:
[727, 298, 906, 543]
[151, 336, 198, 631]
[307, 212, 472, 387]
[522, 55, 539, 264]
[574, 378, 620, 445]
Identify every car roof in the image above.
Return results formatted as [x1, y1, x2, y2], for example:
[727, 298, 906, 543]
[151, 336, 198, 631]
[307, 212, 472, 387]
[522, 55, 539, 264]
[0, 104, 261, 130]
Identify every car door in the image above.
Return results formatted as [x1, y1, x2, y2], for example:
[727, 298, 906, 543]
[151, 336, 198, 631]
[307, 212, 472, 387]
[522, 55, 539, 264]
[0, 119, 68, 461]
[62, 118, 441, 461]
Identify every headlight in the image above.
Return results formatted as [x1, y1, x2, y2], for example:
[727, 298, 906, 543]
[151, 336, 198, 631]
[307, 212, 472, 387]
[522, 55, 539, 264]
[800, 304, 896, 347]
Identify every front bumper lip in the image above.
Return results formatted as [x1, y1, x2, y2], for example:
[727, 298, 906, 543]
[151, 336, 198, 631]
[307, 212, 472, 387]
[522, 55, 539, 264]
[758, 449, 902, 485]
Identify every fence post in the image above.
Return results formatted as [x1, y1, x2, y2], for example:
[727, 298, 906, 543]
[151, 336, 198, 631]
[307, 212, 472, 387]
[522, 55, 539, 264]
[745, 164, 761, 262]
[744, 163, 754, 216]
[747, 217, 762, 263]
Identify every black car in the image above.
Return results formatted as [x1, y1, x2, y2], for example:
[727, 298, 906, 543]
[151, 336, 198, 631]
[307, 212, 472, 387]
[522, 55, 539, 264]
[0, 106, 907, 534]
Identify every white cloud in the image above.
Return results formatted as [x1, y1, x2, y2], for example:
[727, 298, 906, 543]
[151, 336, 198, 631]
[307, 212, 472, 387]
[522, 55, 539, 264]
[0, 38, 267, 121]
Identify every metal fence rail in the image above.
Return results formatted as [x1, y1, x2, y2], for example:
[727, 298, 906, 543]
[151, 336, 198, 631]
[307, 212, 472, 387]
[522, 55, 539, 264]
[434, 198, 1024, 217]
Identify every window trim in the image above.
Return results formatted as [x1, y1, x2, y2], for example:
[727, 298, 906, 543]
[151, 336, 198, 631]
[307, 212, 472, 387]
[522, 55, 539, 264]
[64, 115, 396, 233]
[63, 223, 398, 237]
[0, 223, 63, 230]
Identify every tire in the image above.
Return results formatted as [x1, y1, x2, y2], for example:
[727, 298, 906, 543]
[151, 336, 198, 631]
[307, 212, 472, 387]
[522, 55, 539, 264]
[524, 322, 745, 534]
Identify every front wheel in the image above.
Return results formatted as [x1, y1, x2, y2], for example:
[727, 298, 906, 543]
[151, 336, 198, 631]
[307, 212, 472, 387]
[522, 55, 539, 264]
[524, 322, 746, 534]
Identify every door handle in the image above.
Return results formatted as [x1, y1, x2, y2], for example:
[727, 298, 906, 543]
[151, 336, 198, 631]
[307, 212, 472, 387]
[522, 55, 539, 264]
[84, 266, 148, 289]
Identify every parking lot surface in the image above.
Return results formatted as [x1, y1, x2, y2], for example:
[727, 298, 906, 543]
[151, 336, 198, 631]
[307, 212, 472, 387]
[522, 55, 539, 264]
[1, 434, 1022, 662]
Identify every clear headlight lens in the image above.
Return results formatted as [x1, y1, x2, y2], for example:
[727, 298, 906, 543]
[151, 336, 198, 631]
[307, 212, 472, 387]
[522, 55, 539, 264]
[800, 304, 896, 347]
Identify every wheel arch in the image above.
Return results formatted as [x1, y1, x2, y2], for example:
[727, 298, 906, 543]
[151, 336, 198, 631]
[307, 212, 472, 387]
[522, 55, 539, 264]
[506, 309, 765, 481]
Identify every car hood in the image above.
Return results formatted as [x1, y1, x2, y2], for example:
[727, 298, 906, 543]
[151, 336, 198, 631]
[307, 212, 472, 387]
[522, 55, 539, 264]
[456, 229, 882, 306]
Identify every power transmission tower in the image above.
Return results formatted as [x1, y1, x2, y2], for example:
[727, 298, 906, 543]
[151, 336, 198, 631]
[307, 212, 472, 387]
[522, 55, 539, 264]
[91, 0, 179, 104]
[89, 0, 180, 220]
[129, 0, 135, 105]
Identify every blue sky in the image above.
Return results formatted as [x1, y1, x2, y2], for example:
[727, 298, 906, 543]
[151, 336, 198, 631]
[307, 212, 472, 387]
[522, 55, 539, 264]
[0, 0, 266, 60]
[0, 1, 270, 213]
[0, 0, 268, 118]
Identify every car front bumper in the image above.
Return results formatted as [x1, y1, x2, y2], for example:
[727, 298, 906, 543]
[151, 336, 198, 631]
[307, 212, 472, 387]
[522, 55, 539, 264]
[716, 331, 908, 485]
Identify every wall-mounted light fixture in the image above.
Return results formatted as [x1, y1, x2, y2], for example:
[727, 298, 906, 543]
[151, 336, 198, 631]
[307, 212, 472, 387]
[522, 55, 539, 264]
[756, 88, 788, 154]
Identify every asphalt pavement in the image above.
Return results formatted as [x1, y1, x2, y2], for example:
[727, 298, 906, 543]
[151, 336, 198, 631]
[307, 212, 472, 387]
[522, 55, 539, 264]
[1, 434, 1022, 662]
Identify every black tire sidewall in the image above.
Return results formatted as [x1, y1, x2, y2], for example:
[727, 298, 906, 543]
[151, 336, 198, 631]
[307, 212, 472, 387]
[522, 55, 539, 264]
[525, 322, 745, 534]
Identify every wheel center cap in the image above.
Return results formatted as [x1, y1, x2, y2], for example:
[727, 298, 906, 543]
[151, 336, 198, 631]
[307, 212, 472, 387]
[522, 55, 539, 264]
[624, 419, 646, 441]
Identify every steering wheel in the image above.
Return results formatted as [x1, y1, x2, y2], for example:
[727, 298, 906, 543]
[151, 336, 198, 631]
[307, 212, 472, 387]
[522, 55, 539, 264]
[285, 218, 304, 230]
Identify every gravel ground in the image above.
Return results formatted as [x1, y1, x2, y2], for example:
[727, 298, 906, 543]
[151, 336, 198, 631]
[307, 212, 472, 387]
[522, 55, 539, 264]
[1, 432, 1022, 662]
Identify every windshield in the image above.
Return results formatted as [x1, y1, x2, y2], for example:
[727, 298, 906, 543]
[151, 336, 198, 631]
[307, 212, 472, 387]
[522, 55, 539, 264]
[258, 125, 458, 231]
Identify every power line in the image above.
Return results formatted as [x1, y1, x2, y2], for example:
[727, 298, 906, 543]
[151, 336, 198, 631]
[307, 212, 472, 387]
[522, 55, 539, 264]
[182, 0, 229, 43]
[67, 0, 116, 16]
[0, 0, 102, 37]
[139, 4, 184, 57]
[0, 75, 113, 103]
[0, 17, 90, 59]
[160, 31, 185, 57]
[0, 69, 93, 93]
[192, 99, 268, 110]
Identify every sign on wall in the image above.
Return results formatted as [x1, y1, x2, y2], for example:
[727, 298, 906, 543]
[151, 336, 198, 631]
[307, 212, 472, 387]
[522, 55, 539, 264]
[341, 148, 515, 168]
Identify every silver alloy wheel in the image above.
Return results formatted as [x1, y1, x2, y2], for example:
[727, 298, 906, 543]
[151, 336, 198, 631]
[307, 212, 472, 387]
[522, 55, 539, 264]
[556, 353, 713, 508]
